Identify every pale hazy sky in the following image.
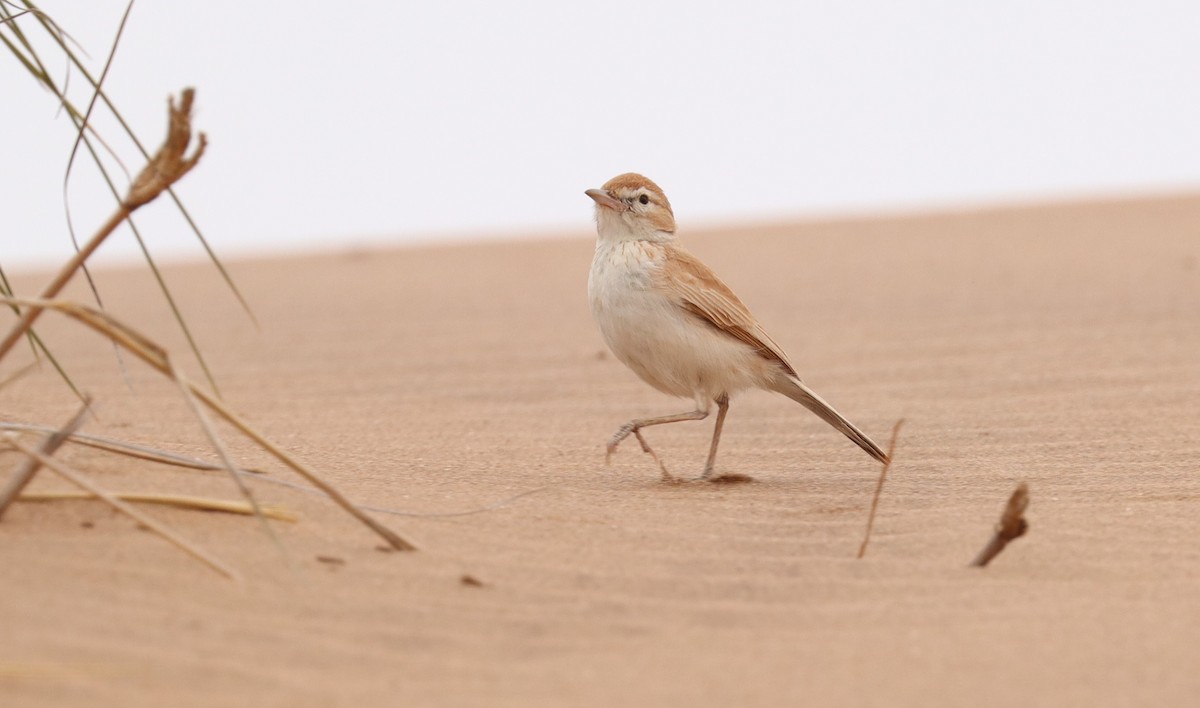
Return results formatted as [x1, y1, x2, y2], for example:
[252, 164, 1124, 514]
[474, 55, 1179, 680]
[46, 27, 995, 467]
[5, 1, 1199, 268]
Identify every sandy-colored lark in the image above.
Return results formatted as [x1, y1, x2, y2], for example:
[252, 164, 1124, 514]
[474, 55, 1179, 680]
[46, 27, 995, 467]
[586, 172, 888, 482]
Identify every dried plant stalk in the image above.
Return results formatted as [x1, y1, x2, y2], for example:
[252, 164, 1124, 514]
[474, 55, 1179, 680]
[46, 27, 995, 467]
[0, 422, 263, 473]
[7, 437, 238, 581]
[0, 400, 90, 519]
[164, 353, 288, 558]
[2, 296, 417, 551]
[971, 482, 1030, 567]
[123, 88, 206, 209]
[18, 491, 297, 521]
[1, 422, 542, 520]
[856, 418, 904, 559]
[0, 88, 204, 364]
[0, 361, 39, 391]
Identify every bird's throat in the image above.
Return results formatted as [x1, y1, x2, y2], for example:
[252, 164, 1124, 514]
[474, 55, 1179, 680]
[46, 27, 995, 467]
[595, 209, 674, 245]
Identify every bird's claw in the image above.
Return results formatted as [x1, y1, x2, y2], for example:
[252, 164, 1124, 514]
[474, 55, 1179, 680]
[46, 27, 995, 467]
[605, 423, 676, 482]
[605, 423, 635, 465]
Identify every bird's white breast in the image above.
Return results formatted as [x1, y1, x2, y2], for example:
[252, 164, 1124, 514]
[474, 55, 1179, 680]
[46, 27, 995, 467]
[588, 242, 669, 367]
[588, 240, 770, 402]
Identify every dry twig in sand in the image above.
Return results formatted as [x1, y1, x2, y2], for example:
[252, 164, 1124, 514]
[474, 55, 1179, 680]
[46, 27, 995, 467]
[1, 296, 417, 552]
[3, 23, 393, 574]
[971, 482, 1030, 567]
[0, 422, 262, 473]
[5, 435, 239, 581]
[17, 491, 298, 521]
[0, 401, 90, 519]
[0, 88, 205, 365]
[0, 421, 541, 520]
[856, 419, 904, 559]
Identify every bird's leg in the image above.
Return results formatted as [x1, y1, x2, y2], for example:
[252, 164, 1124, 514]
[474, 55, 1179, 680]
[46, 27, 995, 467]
[699, 394, 730, 481]
[607, 406, 710, 482]
[631, 429, 673, 483]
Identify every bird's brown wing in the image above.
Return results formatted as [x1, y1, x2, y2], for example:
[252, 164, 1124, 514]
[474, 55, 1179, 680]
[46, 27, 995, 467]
[656, 244, 798, 379]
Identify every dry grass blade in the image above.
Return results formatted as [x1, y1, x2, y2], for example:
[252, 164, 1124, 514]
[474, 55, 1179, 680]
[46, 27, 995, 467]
[0, 261, 86, 402]
[180, 364, 417, 550]
[8, 6, 241, 398]
[0, 262, 38, 357]
[0, 8, 31, 24]
[856, 418, 904, 559]
[0, 398, 90, 519]
[0, 421, 540, 519]
[0, 85, 221, 396]
[0, 422, 261, 472]
[18, 491, 297, 521]
[1, 296, 418, 551]
[0, 661, 123, 680]
[165, 353, 291, 563]
[0, 84, 202, 361]
[56, 0, 136, 386]
[971, 482, 1030, 568]
[0, 360, 39, 391]
[16, 3, 258, 326]
[0, 206, 129, 364]
[6, 436, 239, 580]
[2, 5, 133, 185]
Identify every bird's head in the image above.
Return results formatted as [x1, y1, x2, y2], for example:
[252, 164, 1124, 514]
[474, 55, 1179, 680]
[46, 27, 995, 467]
[585, 173, 676, 242]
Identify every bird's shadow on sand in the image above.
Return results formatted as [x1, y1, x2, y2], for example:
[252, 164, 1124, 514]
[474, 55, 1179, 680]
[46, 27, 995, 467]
[701, 473, 756, 485]
[633, 473, 758, 488]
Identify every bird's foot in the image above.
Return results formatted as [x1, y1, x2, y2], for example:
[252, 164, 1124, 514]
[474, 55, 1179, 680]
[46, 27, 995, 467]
[605, 422, 636, 465]
[605, 424, 678, 483]
[698, 465, 755, 484]
[633, 430, 679, 484]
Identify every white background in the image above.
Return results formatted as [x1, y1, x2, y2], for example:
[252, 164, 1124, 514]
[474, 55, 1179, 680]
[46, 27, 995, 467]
[4, 1, 1199, 269]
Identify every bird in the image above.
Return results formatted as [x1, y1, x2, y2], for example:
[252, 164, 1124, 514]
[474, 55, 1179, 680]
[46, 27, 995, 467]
[585, 172, 888, 483]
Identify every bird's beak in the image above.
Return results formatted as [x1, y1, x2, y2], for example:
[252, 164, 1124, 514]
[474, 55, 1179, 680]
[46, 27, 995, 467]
[585, 188, 627, 212]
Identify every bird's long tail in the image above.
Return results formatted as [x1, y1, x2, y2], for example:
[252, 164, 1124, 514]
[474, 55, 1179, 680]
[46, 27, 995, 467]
[771, 376, 889, 464]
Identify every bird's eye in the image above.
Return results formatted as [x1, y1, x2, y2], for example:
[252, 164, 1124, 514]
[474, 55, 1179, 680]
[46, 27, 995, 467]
[639, 194, 650, 205]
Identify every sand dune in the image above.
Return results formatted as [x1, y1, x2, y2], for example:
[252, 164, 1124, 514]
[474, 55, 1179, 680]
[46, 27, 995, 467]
[2, 194, 1199, 707]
